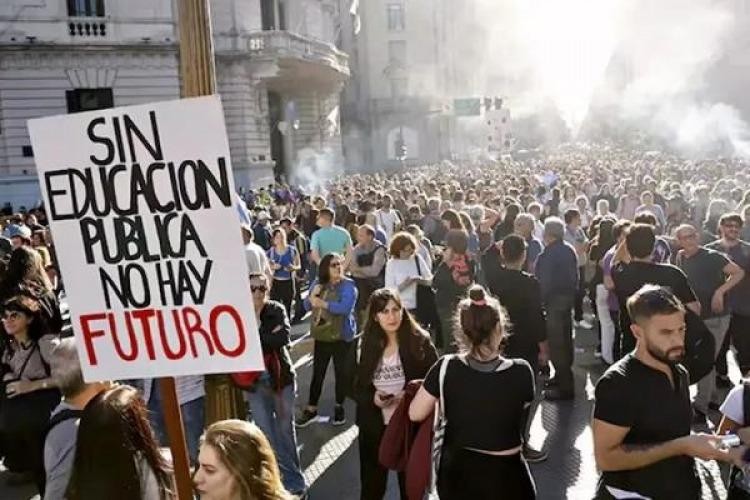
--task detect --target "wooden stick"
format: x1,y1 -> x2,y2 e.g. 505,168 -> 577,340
158,377 -> 193,499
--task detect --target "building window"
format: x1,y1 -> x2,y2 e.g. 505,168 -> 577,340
390,78 -> 408,98
68,0 -> 105,17
261,0 -> 287,31
22,146 -> 33,158
388,40 -> 406,65
66,88 -> 114,114
387,4 -> 405,31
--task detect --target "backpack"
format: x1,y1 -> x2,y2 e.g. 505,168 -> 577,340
230,352 -> 281,391
310,284 -> 344,343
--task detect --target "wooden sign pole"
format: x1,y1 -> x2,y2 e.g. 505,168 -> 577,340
176,0 -> 246,427
159,377 -> 194,499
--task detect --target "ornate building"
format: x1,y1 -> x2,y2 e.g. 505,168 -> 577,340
0,0 -> 348,208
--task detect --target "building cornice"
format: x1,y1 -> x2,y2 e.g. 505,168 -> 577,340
0,44 -> 178,69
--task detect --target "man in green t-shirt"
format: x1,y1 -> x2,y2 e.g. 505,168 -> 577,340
310,208 -> 353,270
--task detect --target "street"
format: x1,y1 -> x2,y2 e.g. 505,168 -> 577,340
0,318 -> 732,499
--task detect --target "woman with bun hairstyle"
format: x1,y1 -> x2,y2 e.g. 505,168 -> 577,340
409,285 -> 537,499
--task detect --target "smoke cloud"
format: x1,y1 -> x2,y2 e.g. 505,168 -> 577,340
442,0 -> 749,157
288,146 -> 343,195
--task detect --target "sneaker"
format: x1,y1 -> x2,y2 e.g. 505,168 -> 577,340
295,409 -> 318,428
333,404 -> 346,426
575,319 -> 593,330
523,445 -> 549,463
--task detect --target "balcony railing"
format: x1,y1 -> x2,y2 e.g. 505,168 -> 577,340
68,17 -> 107,38
245,30 -> 349,77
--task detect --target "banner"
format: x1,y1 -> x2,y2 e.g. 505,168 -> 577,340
28,96 -> 263,381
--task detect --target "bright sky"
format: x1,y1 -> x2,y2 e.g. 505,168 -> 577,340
516,0 -> 622,133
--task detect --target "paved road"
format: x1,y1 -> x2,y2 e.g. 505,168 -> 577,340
0,318 -> 735,499
293,319 -> 733,500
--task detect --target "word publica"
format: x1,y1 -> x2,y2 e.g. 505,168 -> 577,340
80,212 -> 207,265
79,304 -> 248,366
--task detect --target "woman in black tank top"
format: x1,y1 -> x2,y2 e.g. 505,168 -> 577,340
409,285 -> 537,499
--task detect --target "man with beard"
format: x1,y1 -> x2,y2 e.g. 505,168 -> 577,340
708,214 -> 750,383
675,223 -> 744,426
592,285 -> 735,499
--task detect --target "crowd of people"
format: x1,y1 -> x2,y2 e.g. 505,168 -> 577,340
0,143 -> 750,498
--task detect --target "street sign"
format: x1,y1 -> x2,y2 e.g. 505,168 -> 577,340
453,98 -> 481,117
28,95 -> 264,382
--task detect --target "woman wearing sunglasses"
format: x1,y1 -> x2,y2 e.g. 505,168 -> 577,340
296,253 -> 358,428
243,274 -> 306,497
0,294 -> 60,491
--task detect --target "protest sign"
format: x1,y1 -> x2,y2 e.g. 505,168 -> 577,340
28,96 -> 263,382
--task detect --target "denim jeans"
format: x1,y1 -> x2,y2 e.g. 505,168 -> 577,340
246,379 -> 306,494
147,384 -> 205,464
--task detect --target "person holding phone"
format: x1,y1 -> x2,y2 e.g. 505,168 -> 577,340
355,288 -> 438,500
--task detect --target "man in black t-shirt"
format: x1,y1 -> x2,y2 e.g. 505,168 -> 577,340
612,224 -> 700,355
593,285 -> 735,499
489,235 -> 550,462
488,235 -> 549,373
675,223 -> 744,425
707,214 -> 750,376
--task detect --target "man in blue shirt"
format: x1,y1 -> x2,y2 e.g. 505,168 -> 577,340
536,216 -> 579,400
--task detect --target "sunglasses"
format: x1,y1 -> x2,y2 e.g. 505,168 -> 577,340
329,262 -> 342,268
250,286 -> 268,293
1,311 -> 22,321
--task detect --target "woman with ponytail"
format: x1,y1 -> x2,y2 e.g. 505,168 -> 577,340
408,285 -> 537,499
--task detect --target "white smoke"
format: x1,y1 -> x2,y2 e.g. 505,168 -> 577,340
288,147 -> 343,195
444,0 -> 750,156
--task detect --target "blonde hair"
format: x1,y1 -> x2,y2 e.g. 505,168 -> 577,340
200,420 -> 290,500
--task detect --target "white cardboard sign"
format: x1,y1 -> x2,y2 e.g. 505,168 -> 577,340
28,96 -> 263,382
